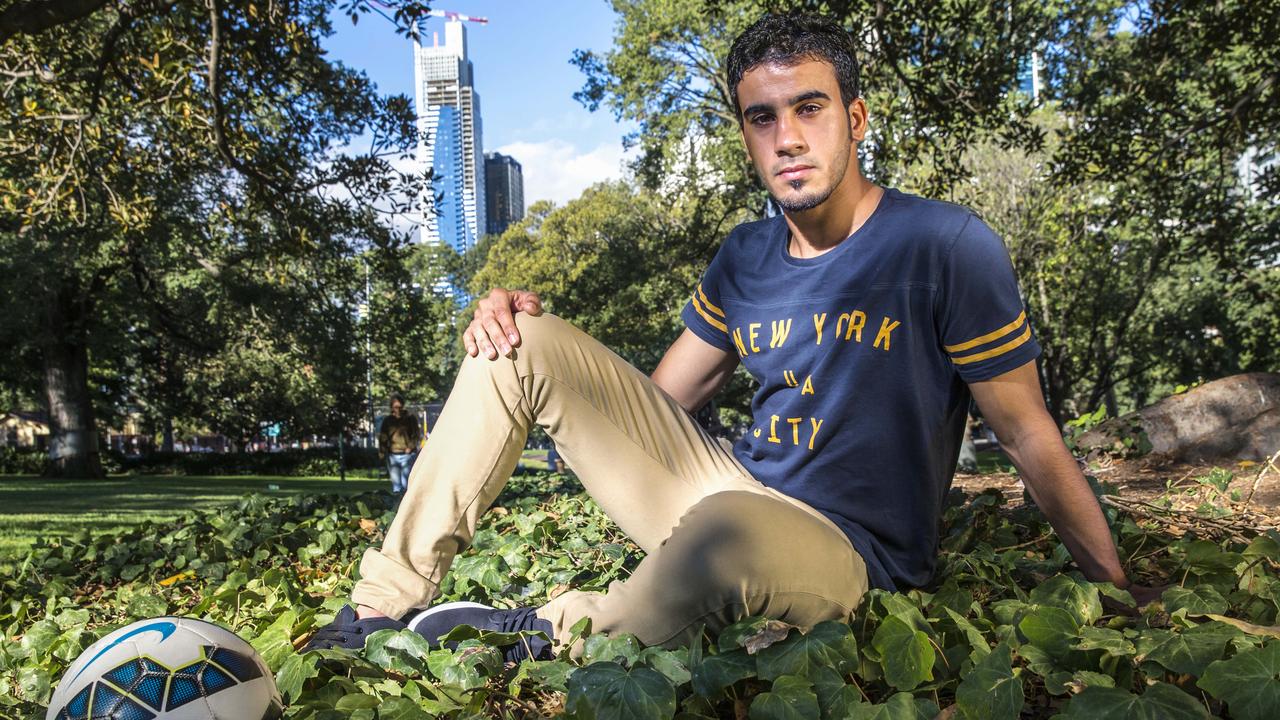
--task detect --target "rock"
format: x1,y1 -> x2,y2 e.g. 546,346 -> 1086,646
1075,372 -> 1280,463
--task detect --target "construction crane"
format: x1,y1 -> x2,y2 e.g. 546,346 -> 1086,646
425,9 -> 488,24
363,2 -> 489,28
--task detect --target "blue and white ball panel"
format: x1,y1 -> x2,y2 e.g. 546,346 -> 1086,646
47,617 -> 281,720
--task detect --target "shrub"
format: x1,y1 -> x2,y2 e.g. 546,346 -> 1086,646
0,447 -> 46,474
110,446 -> 383,476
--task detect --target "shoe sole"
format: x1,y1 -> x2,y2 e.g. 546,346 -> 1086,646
406,601 -> 494,634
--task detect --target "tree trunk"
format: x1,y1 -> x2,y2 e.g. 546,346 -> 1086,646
162,416 -> 175,453
41,284 -> 103,478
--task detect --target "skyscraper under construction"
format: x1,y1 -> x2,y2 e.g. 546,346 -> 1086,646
414,18 -> 485,256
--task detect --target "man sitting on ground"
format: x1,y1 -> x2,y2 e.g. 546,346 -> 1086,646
308,13 -> 1158,657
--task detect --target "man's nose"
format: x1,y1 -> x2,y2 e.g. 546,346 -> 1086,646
775,113 -> 807,156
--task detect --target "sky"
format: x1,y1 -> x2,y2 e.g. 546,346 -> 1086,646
322,1 -> 636,207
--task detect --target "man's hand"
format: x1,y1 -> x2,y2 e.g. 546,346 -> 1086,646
1127,582 -> 1167,607
1105,582 -> 1167,617
463,288 -> 543,359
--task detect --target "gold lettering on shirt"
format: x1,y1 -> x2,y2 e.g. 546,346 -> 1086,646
808,418 -> 824,450
874,316 -> 902,351
769,318 -> 793,349
783,370 -> 799,387
837,310 -> 866,342
801,375 -> 815,395
767,414 -> 781,444
731,327 -> 748,357
787,417 -> 803,445
748,322 -> 762,353
813,313 -> 827,345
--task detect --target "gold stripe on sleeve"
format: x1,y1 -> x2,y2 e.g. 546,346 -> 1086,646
697,284 -> 725,318
951,324 -> 1032,365
943,311 -> 1027,353
691,293 -> 728,333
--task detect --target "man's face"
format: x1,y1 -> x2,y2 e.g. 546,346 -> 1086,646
391,401 -> 403,417
736,58 -> 864,213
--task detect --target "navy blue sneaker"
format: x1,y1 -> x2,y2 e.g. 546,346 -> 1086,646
407,602 -> 554,661
304,605 -> 408,650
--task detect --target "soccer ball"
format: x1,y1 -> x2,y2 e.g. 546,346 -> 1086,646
47,616 -> 283,720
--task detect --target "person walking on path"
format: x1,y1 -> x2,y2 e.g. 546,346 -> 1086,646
377,394 -> 421,495
308,13 -> 1162,658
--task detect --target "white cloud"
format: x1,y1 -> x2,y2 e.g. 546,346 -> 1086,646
493,139 -> 631,207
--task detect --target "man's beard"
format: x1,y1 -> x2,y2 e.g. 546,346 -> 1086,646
767,136 -> 851,213
773,180 -> 838,212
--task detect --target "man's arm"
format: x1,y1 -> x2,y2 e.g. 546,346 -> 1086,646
969,360 -> 1160,603
651,329 -> 740,414
377,418 -> 389,460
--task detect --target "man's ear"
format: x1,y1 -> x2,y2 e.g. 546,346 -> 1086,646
848,97 -> 869,142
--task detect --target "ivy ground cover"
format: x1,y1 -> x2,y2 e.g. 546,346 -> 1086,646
2,472 -> 1278,718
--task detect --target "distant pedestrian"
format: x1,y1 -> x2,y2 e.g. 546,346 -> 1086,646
378,394 -> 421,494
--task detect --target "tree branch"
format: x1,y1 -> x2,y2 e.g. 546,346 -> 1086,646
0,0 -> 112,43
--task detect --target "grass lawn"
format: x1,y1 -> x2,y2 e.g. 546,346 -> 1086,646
0,474 -> 384,564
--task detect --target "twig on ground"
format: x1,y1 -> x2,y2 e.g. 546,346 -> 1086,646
1099,495 -> 1273,545
1243,449 -> 1280,508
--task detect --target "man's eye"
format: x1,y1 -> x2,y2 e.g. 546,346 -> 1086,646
750,114 -> 774,126
798,104 -> 821,115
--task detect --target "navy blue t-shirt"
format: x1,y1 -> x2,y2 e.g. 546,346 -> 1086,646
681,188 -> 1040,592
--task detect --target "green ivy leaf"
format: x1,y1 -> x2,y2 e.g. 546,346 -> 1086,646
125,592 -> 168,618
806,665 -> 851,714
756,621 -> 858,680
635,646 -> 691,687
871,615 -> 935,691
17,665 -> 50,704
565,661 -> 677,720
956,642 -> 1022,720
250,609 -> 297,672
941,607 -> 990,662
336,694 -> 381,710
1018,606 -> 1079,659
1197,643 -> 1280,720
1058,682 -> 1208,719
691,649 -> 756,697
1137,621 -> 1241,675
377,696 -> 433,719
1164,586 -> 1229,616
1029,575 -> 1102,625
1184,540 -> 1242,576
363,628 -> 434,676
1072,626 -> 1135,657
748,675 -> 819,720
425,640 -> 501,690
582,632 -> 643,667
844,692 -> 940,719
276,652 -> 320,701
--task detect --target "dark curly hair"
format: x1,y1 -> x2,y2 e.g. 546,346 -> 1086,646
726,13 -> 861,121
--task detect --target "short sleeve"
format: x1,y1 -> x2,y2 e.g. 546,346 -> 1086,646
681,248 -> 734,351
937,214 -> 1041,382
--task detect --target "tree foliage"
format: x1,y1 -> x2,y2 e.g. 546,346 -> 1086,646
0,0 -> 430,470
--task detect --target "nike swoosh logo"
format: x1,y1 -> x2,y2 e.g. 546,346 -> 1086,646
70,620 -> 177,683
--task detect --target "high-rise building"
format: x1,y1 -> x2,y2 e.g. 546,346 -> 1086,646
1016,51 -> 1043,101
414,20 -> 485,256
484,152 -> 524,235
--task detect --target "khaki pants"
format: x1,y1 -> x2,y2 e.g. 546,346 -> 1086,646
351,313 -> 868,649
